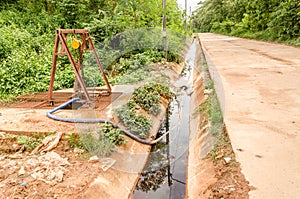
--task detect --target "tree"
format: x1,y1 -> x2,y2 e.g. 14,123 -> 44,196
191,0 -> 300,42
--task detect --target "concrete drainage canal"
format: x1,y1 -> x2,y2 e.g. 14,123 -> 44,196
0,30 -> 252,198
132,41 -> 196,198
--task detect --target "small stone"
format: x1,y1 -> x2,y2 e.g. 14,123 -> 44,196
224,157 -> 231,164
88,155 -> 99,163
18,167 -> 26,176
204,89 -> 213,95
74,148 -> 84,154
19,145 -> 26,153
19,181 -> 27,187
12,144 -> 21,151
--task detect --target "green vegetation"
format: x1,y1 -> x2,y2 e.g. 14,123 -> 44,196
191,0 -> 300,45
195,80 -> 223,136
65,123 -> 127,157
80,132 -> 115,157
102,123 -> 127,145
209,129 -> 229,161
17,134 -> 45,150
115,82 -> 174,138
115,106 -> 152,138
0,0 -> 185,101
65,132 -> 84,149
133,82 -> 174,114
109,48 -> 183,85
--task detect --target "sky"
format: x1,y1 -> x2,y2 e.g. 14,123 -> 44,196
176,0 -> 201,15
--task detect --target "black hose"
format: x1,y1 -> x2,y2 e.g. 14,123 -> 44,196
46,98 -> 174,145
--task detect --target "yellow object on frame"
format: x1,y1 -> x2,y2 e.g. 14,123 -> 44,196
71,36 -> 82,49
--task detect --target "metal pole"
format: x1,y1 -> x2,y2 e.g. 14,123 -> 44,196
58,34 -> 91,103
185,0 -> 187,33
48,32 -> 59,101
162,0 -> 167,59
166,106 -> 172,187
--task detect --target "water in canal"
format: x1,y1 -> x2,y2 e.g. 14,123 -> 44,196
132,41 -> 196,199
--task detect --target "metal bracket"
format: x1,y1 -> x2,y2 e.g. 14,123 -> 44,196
48,29 -> 111,104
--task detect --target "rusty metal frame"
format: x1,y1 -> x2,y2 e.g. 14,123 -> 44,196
48,29 -> 111,103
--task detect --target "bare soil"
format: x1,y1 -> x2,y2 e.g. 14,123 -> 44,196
187,37 -> 251,199
0,132 -> 103,198
0,125 -> 251,198
198,33 -> 300,198
187,116 -> 251,199
205,127 -> 252,198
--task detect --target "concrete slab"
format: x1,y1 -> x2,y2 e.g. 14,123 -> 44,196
0,85 -> 135,134
198,33 -> 300,198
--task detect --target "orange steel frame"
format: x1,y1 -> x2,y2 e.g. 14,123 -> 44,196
48,29 -> 111,103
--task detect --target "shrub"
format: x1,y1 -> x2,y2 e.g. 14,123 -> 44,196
115,106 -> 151,139
132,82 -> 174,114
101,123 -> 126,146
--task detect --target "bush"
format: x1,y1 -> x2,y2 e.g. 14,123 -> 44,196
133,82 -> 174,114
115,106 -> 152,139
80,132 -> 115,157
101,123 -> 126,146
0,10 -> 76,101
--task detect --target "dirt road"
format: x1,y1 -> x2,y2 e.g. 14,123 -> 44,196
198,33 -> 300,198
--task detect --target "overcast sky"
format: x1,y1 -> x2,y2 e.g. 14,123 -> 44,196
176,0 -> 201,15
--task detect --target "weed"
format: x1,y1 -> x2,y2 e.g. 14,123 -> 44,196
101,123 -> 127,146
127,99 -> 137,110
17,135 -> 44,150
4,134 -> 17,141
209,129 -> 231,162
133,87 -> 160,112
65,132 -> 84,149
115,106 -> 152,139
143,82 -> 174,100
114,82 -> 174,138
203,63 -> 208,71
132,82 -> 174,114
205,80 -> 214,90
80,132 -> 115,158
149,104 -> 161,116
66,123 -> 127,157
195,86 -> 223,137
115,67 -> 151,85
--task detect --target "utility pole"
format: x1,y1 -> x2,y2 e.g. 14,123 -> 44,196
184,0 -> 187,33
162,0 -> 167,59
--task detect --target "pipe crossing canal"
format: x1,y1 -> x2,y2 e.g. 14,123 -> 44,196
0,40 -> 205,199
132,41 -> 196,199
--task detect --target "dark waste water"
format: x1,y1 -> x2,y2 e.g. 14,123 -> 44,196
132,41 -> 196,199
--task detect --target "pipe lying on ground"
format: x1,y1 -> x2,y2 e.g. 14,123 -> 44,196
46,98 -> 176,145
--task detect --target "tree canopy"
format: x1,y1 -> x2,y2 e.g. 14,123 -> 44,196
0,0 -> 185,101
191,0 -> 300,44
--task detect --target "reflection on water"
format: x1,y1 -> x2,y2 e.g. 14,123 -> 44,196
133,41 -> 196,199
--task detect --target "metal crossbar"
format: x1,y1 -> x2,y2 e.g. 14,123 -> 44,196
48,29 -> 111,104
